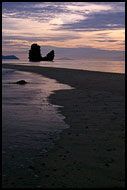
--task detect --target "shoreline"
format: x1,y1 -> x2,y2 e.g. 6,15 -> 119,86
2,64 -> 125,93
2,64 -> 125,188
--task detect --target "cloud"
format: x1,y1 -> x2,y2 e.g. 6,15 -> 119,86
2,34 -> 81,44
2,2 -> 125,59
95,40 -> 118,42
2,2 -> 125,26
56,11 -> 125,31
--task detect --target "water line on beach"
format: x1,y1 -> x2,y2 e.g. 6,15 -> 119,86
2,68 -> 73,187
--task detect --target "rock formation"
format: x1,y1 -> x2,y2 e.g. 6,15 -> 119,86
29,43 -> 55,62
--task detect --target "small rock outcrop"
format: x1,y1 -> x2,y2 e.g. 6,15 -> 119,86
28,43 -> 55,62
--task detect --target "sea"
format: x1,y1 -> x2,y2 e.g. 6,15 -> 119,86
2,59 -> 125,186
2,58 -> 125,73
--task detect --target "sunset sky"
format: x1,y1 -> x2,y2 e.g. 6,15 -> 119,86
2,2 -> 125,60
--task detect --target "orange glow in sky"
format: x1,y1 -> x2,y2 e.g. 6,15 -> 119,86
2,2 -> 125,59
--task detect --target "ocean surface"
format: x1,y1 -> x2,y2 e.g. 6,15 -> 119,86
2,58 -> 125,73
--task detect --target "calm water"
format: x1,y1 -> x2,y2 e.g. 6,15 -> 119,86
2,58 -> 125,73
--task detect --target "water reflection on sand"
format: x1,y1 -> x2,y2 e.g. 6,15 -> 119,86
2,68 -> 72,184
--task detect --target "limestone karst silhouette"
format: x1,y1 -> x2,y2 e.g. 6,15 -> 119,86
29,43 -> 55,62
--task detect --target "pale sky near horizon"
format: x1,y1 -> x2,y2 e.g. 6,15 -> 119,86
2,2 -> 125,60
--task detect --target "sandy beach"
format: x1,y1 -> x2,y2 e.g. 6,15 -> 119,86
2,64 -> 125,188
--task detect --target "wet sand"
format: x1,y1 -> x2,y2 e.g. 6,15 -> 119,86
2,64 -> 125,188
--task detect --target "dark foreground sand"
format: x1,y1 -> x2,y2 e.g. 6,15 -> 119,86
2,64 -> 125,188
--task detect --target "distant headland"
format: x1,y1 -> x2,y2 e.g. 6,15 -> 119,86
2,55 -> 19,60
55,57 -> 73,60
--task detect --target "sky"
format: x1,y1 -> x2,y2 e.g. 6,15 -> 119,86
2,2 -> 125,60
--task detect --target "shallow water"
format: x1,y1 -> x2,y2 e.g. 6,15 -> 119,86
2,68 -> 72,185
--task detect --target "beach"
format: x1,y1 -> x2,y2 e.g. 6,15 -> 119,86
2,64 -> 125,188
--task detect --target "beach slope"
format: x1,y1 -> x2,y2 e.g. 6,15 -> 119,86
2,64 -> 125,188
